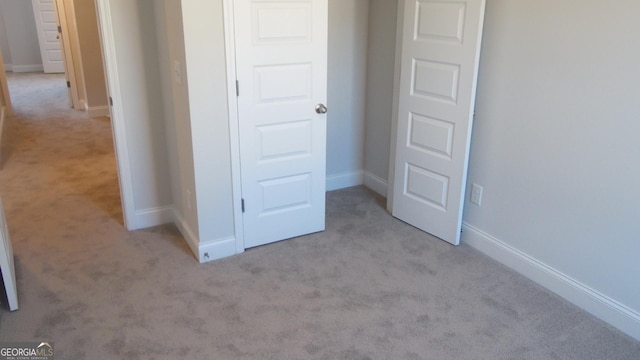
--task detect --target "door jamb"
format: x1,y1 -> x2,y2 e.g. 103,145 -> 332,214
0,50 -> 13,117
222,0 -> 245,253
94,0 -> 136,229
47,0 -> 81,108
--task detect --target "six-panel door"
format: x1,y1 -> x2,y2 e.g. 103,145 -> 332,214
392,0 -> 486,245
234,0 -> 328,249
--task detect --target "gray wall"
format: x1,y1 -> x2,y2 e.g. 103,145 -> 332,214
154,0 -> 199,241
464,0 -> 640,331
363,0 -> 640,338
181,0 -> 236,248
107,0 -> 172,226
0,0 -> 42,71
363,0 -> 397,193
73,0 -> 108,110
327,0 -> 369,188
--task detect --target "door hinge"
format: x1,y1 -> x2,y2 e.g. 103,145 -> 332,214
236,80 -> 240,97
109,96 -> 113,106
57,25 -> 62,33
241,198 -> 245,213
66,81 -> 71,88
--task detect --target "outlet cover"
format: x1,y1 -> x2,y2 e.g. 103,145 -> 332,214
471,183 -> 483,206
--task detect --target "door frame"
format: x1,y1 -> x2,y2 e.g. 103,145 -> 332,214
0,50 -> 13,117
94,0 -> 136,229
51,0 -> 82,109
222,0 -> 246,253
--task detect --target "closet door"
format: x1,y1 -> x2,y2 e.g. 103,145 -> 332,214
391,0 -> 486,245
234,0 -> 329,249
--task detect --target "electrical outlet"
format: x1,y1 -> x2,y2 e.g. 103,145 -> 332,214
470,183 -> 483,206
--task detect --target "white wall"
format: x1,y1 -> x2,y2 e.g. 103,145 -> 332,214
154,0 -> 200,254
462,0 -> 640,339
73,0 -> 108,112
326,0 -> 369,190
104,0 -> 173,228
181,0 -> 237,261
0,0 -> 42,72
363,0 -> 398,196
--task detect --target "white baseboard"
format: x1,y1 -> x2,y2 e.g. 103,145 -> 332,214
326,170 -> 364,191
364,171 -> 388,197
173,209 -> 200,261
462,222 -> 640,341
173,209 -> 241,263
3,64 -> 12,72
87,105 -> 110,118
11,64 -> 44,73
129,206 -> 173,230
198,237 -> 238,263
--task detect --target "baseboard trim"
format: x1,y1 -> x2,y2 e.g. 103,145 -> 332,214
3,64 -> 12,72
173,209 -> 200,261
130,206 -> 173,230
363,171 -> 388,197
87,105 -> 110,118
11,64 -> 44,73
462,222 -> 640,341
198,237 -> 238,264
326,170 -> 364,191
173,209 -> 241,263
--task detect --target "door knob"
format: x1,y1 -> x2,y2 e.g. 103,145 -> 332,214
315,104 -> 328,114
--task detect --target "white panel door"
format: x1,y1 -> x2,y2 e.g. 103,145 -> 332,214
32,0 -> 65,73
392,0 -> 486,245
234,0 -> 328,249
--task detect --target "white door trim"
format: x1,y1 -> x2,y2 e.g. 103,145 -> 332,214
51,0 -> 82,109
94,0 -> 135,230
0,50 -> 12,117
222,0 -> 245,254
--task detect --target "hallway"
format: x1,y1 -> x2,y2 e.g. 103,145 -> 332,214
1,72 -> 122,222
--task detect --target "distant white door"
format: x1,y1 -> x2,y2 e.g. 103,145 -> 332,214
391,0 -> 486,245
32,0 -> 65,73
234,0 -> 328,249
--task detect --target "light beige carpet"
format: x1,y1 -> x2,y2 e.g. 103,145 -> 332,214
0,72 -> 639,359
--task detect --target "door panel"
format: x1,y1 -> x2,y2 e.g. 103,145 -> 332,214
235,0 -> 328,249
392,0 -> 486,245
32,0 -> 65,73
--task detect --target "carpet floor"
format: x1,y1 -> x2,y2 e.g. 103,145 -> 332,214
0,73 -> 638,359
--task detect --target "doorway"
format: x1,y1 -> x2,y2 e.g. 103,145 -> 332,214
2,72 -> 123,224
